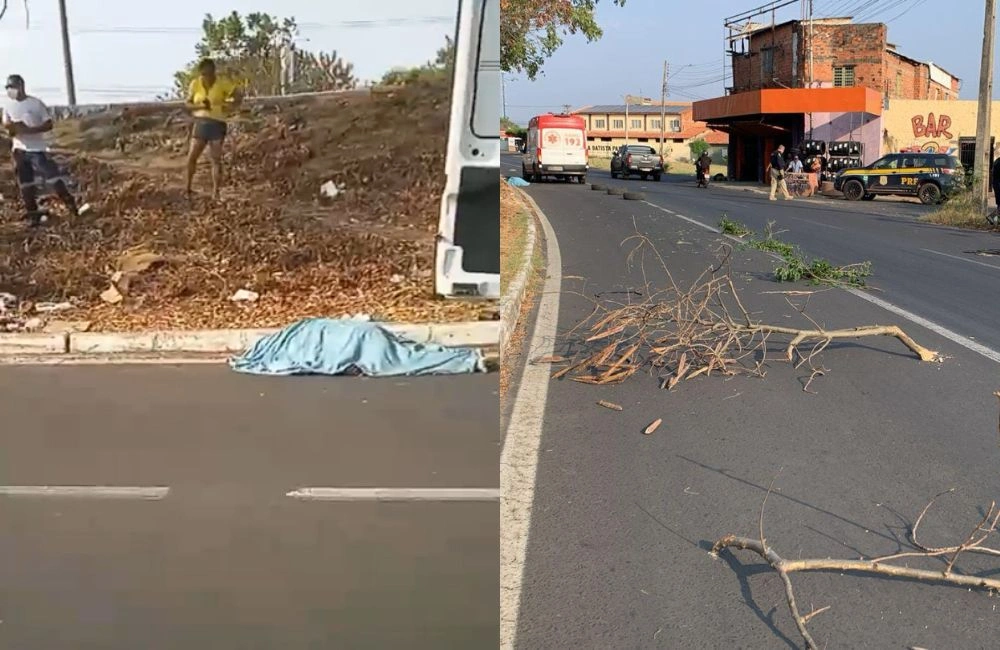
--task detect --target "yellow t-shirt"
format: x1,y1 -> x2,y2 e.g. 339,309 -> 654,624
188,76 -> 238,121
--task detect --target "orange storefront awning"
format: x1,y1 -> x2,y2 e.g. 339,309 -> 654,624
693,87 -> 882,122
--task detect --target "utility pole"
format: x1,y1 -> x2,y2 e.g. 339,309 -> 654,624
624,94 -> 630,144
501,73 -> 507,118
974,0 -> 996,214
659,61 -> 668,156
808,0 -> 814,87
57,0 -> 77,106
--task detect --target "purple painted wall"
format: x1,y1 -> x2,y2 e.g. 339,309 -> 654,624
806,111 -> 883,163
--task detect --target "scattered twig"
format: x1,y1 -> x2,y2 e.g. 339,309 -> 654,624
643,418 -> 662,435
551,231 -> 938,394
597,400 -> 623,411
712,485 -> 1000,649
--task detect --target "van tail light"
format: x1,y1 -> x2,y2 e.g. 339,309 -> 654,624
940,167 -> 955,174
536,147 -> 542,164
626,154 -> 633,166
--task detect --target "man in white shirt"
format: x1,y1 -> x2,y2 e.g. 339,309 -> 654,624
2,74 -> 83,225
788,153 -> 804,174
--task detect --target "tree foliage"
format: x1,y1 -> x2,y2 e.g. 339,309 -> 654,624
500,0 -> 625,80
689,138 -> 710,159
379,36 -> 455,86
172,12 -> 357,98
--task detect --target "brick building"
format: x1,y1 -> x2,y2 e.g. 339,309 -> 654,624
730,17 -> 960,100
694,15 -> 961,182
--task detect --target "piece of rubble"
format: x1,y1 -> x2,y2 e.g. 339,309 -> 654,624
42,320 -> 92,334
100,285 -> 123,304
597,400 -> 623,411
644,418 -> 662,435
229,289 -> 260,303
35,301 -> 74,314
320,180 -> 344,199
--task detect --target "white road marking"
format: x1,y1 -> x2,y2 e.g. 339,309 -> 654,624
0,486 -> 170,499
0,355 -> 227,366
644,201 -> 719,233
920,248 -> 1000,271
844,288 -> 1000,364
286,488 -> 499,502
500,189 -> 562,650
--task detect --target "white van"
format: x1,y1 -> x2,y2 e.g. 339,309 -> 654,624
434,0 -> 500,300
521,113 -> 588,183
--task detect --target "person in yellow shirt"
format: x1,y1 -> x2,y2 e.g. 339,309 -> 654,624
184,58 -> 242,200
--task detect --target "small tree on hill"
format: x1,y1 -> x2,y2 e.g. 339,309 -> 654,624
379,36 -> 455,86
171,12 -> 357,97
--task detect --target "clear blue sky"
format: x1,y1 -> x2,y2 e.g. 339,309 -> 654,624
505,0 -> 995,125
0,0 -> 459,105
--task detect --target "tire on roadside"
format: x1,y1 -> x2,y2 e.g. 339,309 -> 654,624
622,191 -> 646,201
607,187 -> 624,195
591,183 -> 607,191
842,179 -> 865,201
918,182 -> 942,205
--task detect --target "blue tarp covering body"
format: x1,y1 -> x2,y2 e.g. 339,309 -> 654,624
507,176 -> 530,187
229,318 -> 485,377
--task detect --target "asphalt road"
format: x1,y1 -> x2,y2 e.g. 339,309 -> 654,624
506,159 -> 1000,648
0,365 -> 499,649
504,154 -> 1000,352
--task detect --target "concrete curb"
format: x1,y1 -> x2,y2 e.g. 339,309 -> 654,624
500,187 -> 539,358
0,321 -> 499,356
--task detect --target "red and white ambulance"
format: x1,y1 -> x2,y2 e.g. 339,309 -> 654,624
521,113 -> 588,183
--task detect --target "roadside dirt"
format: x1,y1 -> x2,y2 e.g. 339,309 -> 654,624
0,79 -> 496,330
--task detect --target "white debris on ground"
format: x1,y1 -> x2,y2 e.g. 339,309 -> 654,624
0,292 -> 89,332
320,180 -> 345,200
229,289 -> 260,303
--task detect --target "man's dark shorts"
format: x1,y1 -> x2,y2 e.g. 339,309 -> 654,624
193,117 -> 227,142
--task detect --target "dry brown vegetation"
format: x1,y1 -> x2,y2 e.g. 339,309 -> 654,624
0,79 -> 495,330
543,233 -> 937,394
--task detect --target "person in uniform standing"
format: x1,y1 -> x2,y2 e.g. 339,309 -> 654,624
768,144 -> 793,201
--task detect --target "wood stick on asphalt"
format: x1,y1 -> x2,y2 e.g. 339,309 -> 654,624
553,233 -> 940,393
711,486 -> 1000,649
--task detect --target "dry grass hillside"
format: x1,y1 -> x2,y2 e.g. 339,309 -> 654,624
0,78 -> 495,331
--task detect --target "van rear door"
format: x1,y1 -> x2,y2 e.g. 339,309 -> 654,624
435,0 -> 500,299
540,127 -> 586,167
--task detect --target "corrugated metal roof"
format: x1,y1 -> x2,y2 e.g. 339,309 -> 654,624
575,104 -> 691,115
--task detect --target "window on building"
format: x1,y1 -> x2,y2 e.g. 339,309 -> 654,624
761,47 -> 774,76
630,119 -> 642,129
594,118 -> 606,129
895,70 -> 902,96
650,119 -> 662,129
638,138 -> 649,143
833,65 -> 855,87
670,119 -> 681,132
613,119 -> 624,129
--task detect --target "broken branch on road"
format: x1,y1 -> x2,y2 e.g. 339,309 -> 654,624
553,232 -> 939,392
711,486 -> 1000,650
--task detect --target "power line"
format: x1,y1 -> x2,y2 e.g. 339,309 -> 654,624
65,16 -> 455,35
885,0 -> 928,22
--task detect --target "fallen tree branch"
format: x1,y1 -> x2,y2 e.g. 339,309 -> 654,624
553,232 -> 940,392
711,485 -> 1000,649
